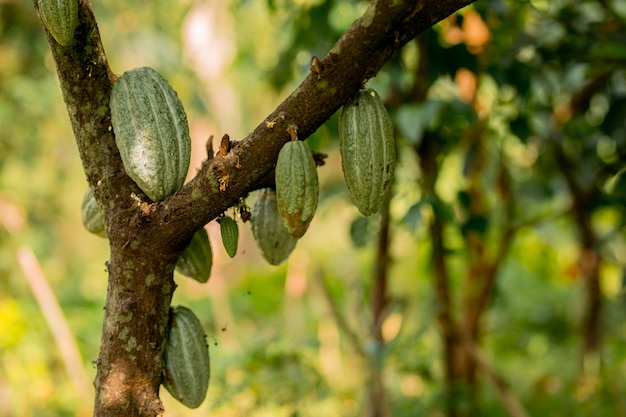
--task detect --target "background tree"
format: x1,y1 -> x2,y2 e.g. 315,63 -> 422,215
1,0 -> 625,417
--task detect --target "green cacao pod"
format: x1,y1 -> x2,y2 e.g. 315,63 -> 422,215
251,189 -> 297,265
175,228 -> 213,283
162,305 -> 210,409
275,140 -> 319,238
37,0 -> 78,46
110,67 -> 191,201
80,187 -> 107,238
218,216 -> 238,258
339,88 -> 396,216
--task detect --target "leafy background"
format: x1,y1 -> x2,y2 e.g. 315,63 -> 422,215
1,0 -> 625,416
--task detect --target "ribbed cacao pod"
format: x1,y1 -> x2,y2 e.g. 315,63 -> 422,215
218,216 -> 238,258
339,88 -> 396,216
251,189 -> 297,265
37,0 -> 78,46
275,140 -> 319,238
110,67 -> 191,201
80,187 -> 106,238
175,228 -> 213,283
162,305 -> 210,409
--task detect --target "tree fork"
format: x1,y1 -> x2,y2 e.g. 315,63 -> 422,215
35,0 -> 476,415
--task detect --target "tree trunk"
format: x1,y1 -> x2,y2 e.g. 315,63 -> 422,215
553,141 -> 603,376
367,190 -> 393,417
417,133 -> 461,416
93,247 -> 177,416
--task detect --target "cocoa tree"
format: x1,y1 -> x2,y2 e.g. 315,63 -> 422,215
33,0 -> 476,415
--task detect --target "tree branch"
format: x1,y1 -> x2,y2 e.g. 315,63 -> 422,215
153,0 -> 477,245
39,0 -> 476,249
457,326 -> 531,417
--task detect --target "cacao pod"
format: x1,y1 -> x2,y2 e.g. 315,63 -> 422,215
339,88 -> 396,216
251,189 -> 297,265
218,216 -> 238,258
37,0 -> 78,46
80,187 -> 107,238
275,140 -> 319,238
176,228 -> 213,283
162,305 -> 210,409
110,67 -> 191,201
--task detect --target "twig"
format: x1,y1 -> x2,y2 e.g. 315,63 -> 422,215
314,269 -> 365,357
16,246 -> 91,399
458,328 -> 531,417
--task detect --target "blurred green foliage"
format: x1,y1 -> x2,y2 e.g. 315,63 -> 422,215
1,0 -> 625,416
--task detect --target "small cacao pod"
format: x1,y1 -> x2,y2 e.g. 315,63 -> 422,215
110,67 -> 191,201
218,216 -> 238,258
37,0 -> 78,46
251,189 -> 297,265
80,187 -> 106,238
176,228 -> 213,283
275,140 -> 319,238
162,305 -> 210,409
339,88 -> 396,216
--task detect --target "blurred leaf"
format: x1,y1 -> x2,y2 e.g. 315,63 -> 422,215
395,101 -> 444,145
461,215 -> 489,237
402,201 -> 424,230
350,215 -> 378,248
601,96 -> 626,136
430,198 -> 455,224
589,42 -> 626,62
605,168 -> 626,202
457,190 -> 471,212
268,0 -> 337,89
509,113 -> 532,142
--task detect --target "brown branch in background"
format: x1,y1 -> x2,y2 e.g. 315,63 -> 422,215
416,132 -> 459,417
367,185 -> 394,417
315,269 -> 365,358
372,192 -> 393,343
461,122 -> 516,366
16,247 -> 92,405
552,138 -> 602,375
469,154 -> 518,334
429,204 -> 460,417
456,326 -> 531,417
461,121 -> 490,356
553,71 -> 612,125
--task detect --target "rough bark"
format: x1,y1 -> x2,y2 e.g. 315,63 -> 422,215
34,0 -> 476,415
